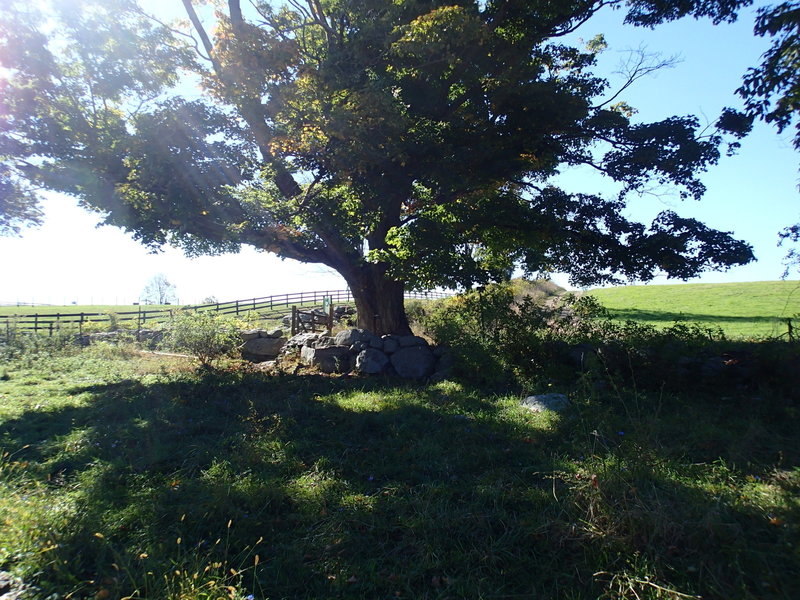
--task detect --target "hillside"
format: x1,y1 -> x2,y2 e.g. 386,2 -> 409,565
588,280 -> 800,338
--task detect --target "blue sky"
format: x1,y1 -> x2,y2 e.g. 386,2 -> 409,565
0,1 -> 797,305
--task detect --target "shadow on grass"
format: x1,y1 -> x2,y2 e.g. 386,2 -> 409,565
607,307 -> 788,326
1,370 -> 799,599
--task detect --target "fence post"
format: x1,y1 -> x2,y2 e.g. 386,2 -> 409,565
291,305 -> 298,336
235,299 -> 240,316
34,314 -> 39,334
79,313 -> 84,334
328,303 -> 334,336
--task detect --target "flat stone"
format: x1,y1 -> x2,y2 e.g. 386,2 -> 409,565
240,329 -> 261,341
284,332 -> 322,349
312,335 -> 337,348
241,337 -> 286,362
300,345 -> 352,373
334,328 -> 381,348
520,393 -> 570,413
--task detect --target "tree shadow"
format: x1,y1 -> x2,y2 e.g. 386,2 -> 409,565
1,370 -> 798,599
607,307 -> 786,326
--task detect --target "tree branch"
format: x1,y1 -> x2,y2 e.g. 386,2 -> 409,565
593,45 -> 680,109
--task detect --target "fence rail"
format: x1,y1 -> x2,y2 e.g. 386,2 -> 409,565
0,289 -> 453,336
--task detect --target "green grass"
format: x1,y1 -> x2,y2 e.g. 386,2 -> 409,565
0,345 -> 798,599
588,280 -> 800,338
0,304 -> 180,316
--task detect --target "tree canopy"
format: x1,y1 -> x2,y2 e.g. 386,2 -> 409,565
0,0 -> 772,333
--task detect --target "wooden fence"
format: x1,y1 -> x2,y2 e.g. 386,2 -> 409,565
0,289 -> 452,336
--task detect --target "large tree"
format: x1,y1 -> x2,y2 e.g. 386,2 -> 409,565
0,0 -> 761,334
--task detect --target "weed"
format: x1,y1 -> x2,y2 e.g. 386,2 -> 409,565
161,311 -> 244,368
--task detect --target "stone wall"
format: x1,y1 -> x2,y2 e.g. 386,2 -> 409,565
241,327 -> 453,381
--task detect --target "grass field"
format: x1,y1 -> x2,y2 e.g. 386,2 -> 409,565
0,304 -> 179,316
0,344 -> 798,599
588,280 -> 800,339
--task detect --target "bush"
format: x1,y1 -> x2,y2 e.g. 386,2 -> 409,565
162,310 -> 243,367
0,322 -> 80,363
416,283 -> 790,393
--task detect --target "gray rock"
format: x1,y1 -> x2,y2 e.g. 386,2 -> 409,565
397,335 -> 428,348
520,393 -> 570,413
264,328 -> 284,339
334,328 -> 380,348
284,332 -> 322,349
240,329 -> 262,341
355,348 -> 390,374
391,346 -> 436,379
136,329 -> 163,343
312,335 -> 337,349
300,345 -> 352,373
0,570 -> 29,600
241,337 -> 286,362
381,335 -> 400,354
428,367 -> 453,384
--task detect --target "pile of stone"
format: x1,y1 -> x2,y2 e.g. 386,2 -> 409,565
74,329 -> 163,347
240,327 -> 453,381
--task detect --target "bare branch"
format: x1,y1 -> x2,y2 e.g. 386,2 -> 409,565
129,4 -> 212,62
593,45 -> 681,109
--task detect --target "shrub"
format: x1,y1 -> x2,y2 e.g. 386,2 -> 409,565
162,310 -> 243,367
416,283 -> 776,393
0,321 -> 79,363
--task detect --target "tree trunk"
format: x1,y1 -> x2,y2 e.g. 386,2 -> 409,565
342,264 -> 412,336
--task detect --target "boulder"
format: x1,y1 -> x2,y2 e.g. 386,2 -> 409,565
381,335 -> 400,354
241,337 -> 286,362
520,393 -> 570,413
397,335 -> 428,348
312,335 -> 337,349
300,345 -> 352,373
391,346 -> 437,379
334,328 -> 381,348
429,351 -> 455,383
284,332 -> 322,350
355,348 -> 389,374
240,329 -> 262,341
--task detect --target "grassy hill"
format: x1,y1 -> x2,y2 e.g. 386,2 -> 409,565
588,280 -> 800,339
